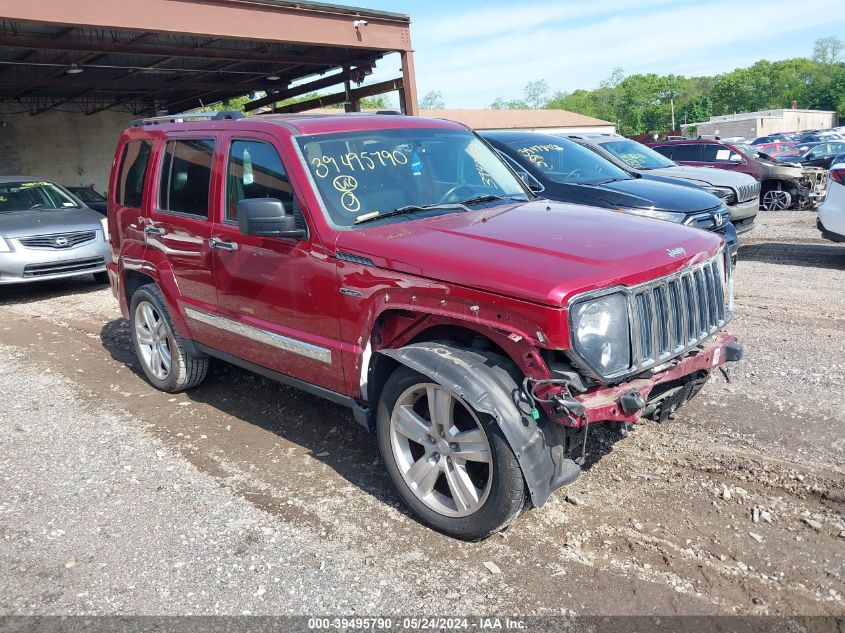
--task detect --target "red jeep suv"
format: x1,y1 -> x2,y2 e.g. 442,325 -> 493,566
107,111 -> 742,539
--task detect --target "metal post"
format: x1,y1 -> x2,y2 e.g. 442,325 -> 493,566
399,50 -> 418,115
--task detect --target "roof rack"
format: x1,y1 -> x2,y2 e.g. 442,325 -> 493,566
130,110 -> 245,127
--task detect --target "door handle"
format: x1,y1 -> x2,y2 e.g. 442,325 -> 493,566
144,225 -> 165,236
209,237 -> 239,251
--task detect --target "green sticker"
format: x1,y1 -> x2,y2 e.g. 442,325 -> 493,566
531,407 -> 540,421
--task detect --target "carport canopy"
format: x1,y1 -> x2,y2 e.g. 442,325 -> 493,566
0,0 -> 418,116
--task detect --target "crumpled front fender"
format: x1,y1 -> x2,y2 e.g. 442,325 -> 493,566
378,342 -> 579,507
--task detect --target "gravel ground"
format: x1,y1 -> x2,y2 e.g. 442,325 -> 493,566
0,210 -> 843,616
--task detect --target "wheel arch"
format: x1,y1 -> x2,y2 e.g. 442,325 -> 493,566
377,341 -> 579,508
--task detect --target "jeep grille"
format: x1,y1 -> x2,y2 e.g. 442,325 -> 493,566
632,250 -> 733,371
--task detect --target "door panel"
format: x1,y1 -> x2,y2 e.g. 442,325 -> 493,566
146,138 -> 218,310
208,135 -> 345,393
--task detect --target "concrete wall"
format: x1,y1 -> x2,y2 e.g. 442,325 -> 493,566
0,110 -> 132,193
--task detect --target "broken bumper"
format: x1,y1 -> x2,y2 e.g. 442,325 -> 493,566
572,332 -> 741,425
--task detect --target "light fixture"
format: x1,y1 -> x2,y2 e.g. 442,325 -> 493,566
66,63 -> 84,75
267,74 -> 281,81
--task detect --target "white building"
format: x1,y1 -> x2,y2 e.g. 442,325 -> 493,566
685,108 -> 837,139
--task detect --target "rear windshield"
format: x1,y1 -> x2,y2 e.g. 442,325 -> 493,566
70,187 -> 106,203
0,181 -> 81,213
598,139 -> 677,170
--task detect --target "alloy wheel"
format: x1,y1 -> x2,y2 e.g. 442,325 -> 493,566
389,383 -> 492,517
134,301 -> 172,381
761,189 -> 792,211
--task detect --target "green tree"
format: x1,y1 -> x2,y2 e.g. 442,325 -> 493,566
813,36 -> 843,64
419,90 -> 445,109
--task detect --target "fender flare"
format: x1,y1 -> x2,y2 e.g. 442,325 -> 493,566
378,342 -> 579,507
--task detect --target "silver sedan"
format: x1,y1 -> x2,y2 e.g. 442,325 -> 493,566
0,177 -> 111,285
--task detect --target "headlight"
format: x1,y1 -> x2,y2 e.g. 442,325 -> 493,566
619,207 -> 685,223
100,216 -> 109,238
0,236 -> 10,253
705,186 -> 737,205
570,293 -> 631,376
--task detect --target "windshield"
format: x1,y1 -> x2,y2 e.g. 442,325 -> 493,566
504,137 -> 632,185
598,139 -> 676,169
69,187 -> 106,203
0,181 -> 81,213
297,127 -> 529,228
735,144 -> 761,158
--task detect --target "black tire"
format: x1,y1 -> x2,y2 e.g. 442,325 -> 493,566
376,364 -> 526,540
92,271 -> 109,284
128,284 -> 208,392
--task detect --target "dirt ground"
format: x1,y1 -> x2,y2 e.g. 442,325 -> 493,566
1,210 -> 843,616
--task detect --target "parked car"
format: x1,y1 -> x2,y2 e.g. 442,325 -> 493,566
753,141 -> 796,157
751,135 -> 791,145
774,141 -> 845,170
817,155 -> 845,243
563,133 -> 758,235
107,111 -> 742,539
480,131 -> 736,254
66,185 -> 107,214
648,139 -> 828,211
0,176 -> 110,284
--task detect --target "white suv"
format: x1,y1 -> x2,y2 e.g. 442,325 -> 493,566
817,156 -> 845,242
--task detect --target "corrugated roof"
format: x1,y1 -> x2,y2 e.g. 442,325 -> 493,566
304,108 -> 613,129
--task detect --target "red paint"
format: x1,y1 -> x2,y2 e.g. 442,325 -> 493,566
108,114 -> 734,416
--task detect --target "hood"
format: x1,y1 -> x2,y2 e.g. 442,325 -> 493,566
570,177 -> 722,215
335,200 -> 722,307
0,207 -> 104,239
640,165 -> 757,189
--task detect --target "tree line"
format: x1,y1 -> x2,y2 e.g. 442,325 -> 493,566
490,36 -> 845,136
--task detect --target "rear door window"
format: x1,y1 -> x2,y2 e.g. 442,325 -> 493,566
652,145 -> 674,159
116,140 -> 153,208
671,144 -> 703,162
159,139 -> 215,218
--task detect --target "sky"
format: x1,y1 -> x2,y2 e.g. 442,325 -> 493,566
330,0 -> 845,109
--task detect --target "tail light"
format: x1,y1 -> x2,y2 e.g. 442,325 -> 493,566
831,169 -> 845,184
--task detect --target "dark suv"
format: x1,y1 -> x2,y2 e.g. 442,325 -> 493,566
481,131 -> 736,252
107,111 -> 742,539
648,139 -> 828,211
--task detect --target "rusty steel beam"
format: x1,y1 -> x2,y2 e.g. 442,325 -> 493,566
243,68 -> 358,111
0,0 -> 412,52
275,77 -> 403,113
0,35 -> 379,66
0,74 -> 283,94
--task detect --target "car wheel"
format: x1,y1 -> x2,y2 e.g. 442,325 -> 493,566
376,365 -> 526,540
92,271 -> 109,284
129,284 -> 208,393
761,189 -> 792,211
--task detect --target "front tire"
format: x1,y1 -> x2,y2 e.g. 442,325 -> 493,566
129,284 -> 208,392
376,365 -> 526,540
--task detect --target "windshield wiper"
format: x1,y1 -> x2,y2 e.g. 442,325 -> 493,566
354,202 -> 469,225
455,194 -> 528,206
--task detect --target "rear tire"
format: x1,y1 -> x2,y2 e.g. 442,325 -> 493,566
376,365 -> 526,540
129,284 -> 208,392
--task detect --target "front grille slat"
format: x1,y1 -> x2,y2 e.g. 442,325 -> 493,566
620,251 -> 731,377
19,231 -> 96,250
23,257 -> 104,277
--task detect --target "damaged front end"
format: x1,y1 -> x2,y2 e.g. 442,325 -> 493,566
798,168 -> 829,209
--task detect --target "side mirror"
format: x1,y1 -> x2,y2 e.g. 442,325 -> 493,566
237,198 -> 306,240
